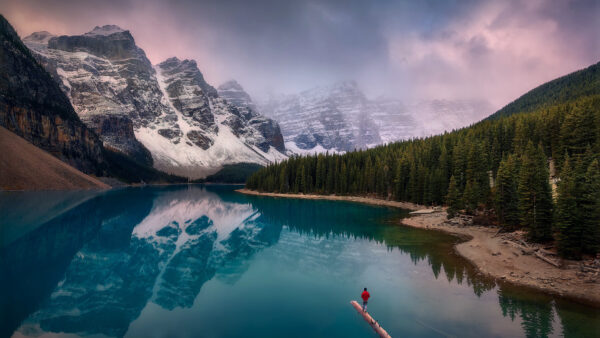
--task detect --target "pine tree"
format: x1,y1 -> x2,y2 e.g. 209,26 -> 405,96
279,165 -> 289,193
518,142 -> 553,242
495,155 -> 520,229
340,161 -> 348,195
555,156 -> 581,258
446,175 -> 461,219
463,180 -> 479,214
581,159 -> 600,255
315,154 -> 325,192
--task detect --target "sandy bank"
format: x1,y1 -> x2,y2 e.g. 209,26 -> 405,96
0,127 -> 110,191
403,213 -> 599,307
237,189 -> 600,307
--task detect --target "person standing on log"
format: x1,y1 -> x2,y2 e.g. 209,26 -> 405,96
361,287 -> 370,312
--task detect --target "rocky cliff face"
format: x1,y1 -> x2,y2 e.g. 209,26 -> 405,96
25,27 -> 286,178
0,16 -> 105,174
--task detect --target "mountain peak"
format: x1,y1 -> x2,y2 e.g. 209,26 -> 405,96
164,56 -> 181,63
84,25 -> 127,37
160,57 -> 200,69
157,57 -> 216,97
218,80 -> 244,92
217,80 -> 258,113
23,31 -> 56,44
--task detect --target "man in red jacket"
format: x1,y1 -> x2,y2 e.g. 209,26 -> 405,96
361,287 -> 370,312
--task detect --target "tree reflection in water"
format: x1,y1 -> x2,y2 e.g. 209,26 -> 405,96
1,185 -> 598,338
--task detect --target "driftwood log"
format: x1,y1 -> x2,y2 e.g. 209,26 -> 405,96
534,251 -> 561,268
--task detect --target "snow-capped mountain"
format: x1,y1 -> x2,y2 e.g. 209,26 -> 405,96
260,82 -> 493,153
259,81 -> 382,153
24,25 -> 286,178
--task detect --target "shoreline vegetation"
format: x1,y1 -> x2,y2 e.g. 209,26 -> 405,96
237,189 -> 600,307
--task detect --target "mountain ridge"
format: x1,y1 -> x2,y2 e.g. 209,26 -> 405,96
488,61 -> 600,120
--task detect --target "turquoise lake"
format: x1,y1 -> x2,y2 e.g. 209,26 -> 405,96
1,185 -> 598,337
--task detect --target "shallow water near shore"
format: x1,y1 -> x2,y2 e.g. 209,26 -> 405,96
1,185 -> 598,338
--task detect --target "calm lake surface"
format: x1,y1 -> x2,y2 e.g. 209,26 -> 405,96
1,185 -> 598,338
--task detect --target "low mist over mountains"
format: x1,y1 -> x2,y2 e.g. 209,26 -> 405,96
258,81 -> 493,153
24,25 -> 286,179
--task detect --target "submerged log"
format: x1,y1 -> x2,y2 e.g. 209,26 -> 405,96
350,300 -> 392,338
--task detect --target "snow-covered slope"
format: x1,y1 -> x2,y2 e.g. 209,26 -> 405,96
136,57 -> 286,178
24,26 -> 286,178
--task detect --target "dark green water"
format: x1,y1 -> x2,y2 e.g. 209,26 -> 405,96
1,185 -> 598,338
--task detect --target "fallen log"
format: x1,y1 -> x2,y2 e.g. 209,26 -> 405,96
536,248 -> 557,256
350,300 -> 391,338
505,240 -> 534,255
518,239 -> 529,248
535,251 -> 560,268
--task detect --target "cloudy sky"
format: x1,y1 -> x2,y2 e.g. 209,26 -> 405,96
2,0 -> 598,109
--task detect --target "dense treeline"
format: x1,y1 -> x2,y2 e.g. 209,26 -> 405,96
247,90 -> 600,259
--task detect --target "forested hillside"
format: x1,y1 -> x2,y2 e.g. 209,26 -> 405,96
247,63 -> 600,259
488,62 -> 600,120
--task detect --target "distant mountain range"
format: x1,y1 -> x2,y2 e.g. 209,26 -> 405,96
258,81 -> 493,153
0,13 -> 503,186
24,25 -> 286,179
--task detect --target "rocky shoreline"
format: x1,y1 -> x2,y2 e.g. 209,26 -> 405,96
237,189 -> 600,307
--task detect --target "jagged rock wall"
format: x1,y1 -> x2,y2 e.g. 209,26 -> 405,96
0,15 -> 105,174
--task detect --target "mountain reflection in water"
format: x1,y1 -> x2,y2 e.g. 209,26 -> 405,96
1,185 -> 598,338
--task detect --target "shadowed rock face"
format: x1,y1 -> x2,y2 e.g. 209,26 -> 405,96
0,15 -> 106,174
186,130 -> 213,150
90,115 -> 152,164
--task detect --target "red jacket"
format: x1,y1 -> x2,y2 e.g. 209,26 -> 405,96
361,290 -> 370,302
